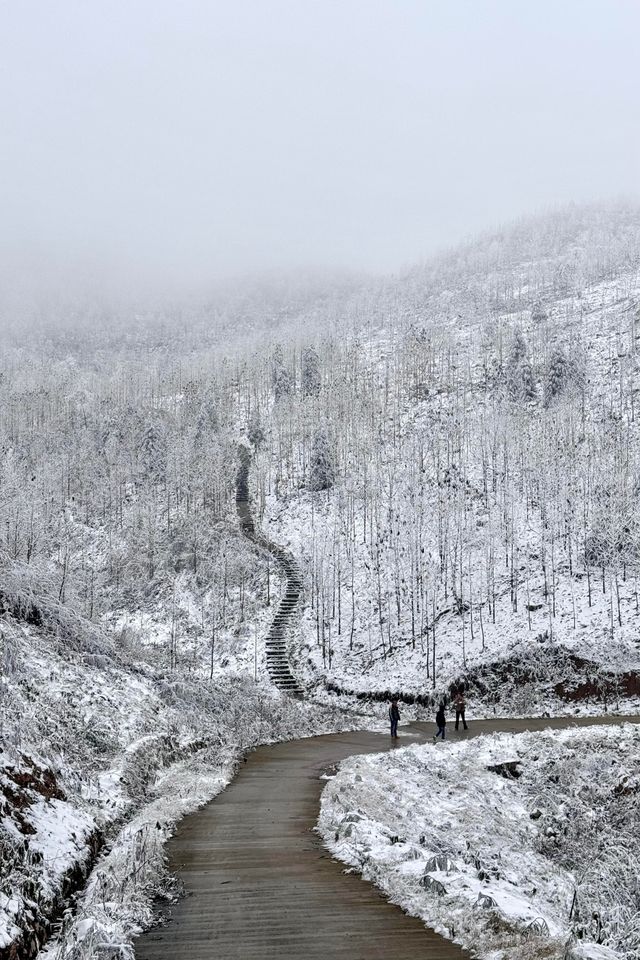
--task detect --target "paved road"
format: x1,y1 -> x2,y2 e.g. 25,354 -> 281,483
135,714 -> 639,960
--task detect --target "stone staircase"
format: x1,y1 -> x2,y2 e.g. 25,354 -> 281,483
236,446 -> 304,695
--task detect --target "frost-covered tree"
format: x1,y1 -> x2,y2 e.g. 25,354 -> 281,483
544,344 -> 570,407
139,417 -> 167,482
506,329 -> 537,402
531,302 -> 548,324
195,396 -> 219,440
272,345 -> 293,400
508,327 -> 528,368
586,481 -> 640,570
301,345 -> 321,398
309,428 -> 336,492
519,357 -> 537,402
632,302 -> 640,353
248,410 -> 265,450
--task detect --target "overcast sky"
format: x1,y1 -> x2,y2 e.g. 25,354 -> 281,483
1,0 -> 639,298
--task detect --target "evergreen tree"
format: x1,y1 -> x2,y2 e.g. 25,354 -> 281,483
309,428 -> 336,492
519,358 -> 537,402
301,345 -> 321,398
248,410 -> 265,450
506,328 -> 536,401
195,395 -> 218,440
272,345 -> 293,400
509,327 -> 528,367
139,418 -> 167,482
544,345 -> 568,407
531,302 -> 548,324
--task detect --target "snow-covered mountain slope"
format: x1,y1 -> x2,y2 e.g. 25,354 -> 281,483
255,204 -> 640,707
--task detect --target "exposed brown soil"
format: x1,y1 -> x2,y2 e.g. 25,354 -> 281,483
0,828 -> 103,960
554,669 -> 640,702
0,757 -> 101,960
1,757 -> 66,836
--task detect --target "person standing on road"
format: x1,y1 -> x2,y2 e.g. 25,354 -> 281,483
453,687 -> 469,731
389,699 -> 400,738
434,701 -> 446,740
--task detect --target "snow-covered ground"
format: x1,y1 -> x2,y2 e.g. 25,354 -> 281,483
318,724 -> 640,960
264,479 -> 640,703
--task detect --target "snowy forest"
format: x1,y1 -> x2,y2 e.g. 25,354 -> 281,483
2,203 -> 640,960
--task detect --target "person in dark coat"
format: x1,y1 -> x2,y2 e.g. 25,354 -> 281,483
453,687 -> 469,731
434,701 -> 446,740
389,699 -> 400,738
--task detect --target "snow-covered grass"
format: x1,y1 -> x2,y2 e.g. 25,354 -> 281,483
318,724 -> 640,960
1,615 -> 178,957
105,557 -> 283,682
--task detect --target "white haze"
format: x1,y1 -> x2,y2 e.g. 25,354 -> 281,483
1,0 -> 639,308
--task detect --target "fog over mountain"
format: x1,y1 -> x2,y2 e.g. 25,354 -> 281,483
3,7 -> 640,960
1,0 -> 639,309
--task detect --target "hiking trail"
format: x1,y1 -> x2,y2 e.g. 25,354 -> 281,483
236,445 -> 303,694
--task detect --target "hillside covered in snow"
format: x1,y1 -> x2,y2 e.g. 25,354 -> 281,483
2,202 -> 640,959
255,203 -> 640,709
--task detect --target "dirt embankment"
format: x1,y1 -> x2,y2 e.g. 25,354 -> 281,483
0,757 -> 103,960
324,642 -> 639,714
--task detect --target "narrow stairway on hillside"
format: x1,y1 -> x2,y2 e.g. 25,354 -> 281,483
235,445 -> 304,695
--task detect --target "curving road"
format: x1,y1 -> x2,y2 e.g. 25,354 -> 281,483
134,714 -> 639,960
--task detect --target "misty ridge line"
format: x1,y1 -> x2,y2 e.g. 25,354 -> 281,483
3,0 -> 639,309
1,199 -> 639,346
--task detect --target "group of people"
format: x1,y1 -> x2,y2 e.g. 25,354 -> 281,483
388,686 -> 469,740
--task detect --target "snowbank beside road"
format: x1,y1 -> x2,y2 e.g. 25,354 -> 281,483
318,724 -> 640,960
1,617 -> 368,960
